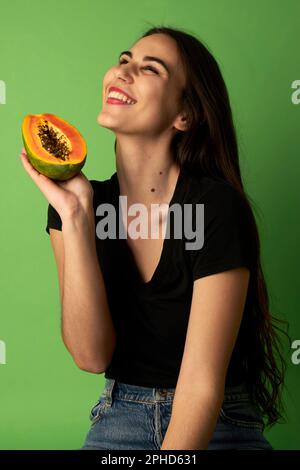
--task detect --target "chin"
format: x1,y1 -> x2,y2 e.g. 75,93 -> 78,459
97,111 -> 109,127
97,112 -> 117,131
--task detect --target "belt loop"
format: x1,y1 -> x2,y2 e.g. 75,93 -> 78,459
104,378 -> 116,406
224,381 -> 250,402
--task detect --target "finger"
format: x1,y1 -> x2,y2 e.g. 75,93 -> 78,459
19,153 -> 64,200
78,170 -> 87,180
19,152 -> 41,179
20,152 -> 45,181
56,180 -> 67,188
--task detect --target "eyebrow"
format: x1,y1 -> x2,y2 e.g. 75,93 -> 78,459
118,50 -> 170,75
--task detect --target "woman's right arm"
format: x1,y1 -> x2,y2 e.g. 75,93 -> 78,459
52,206 -> 116,373
20,149 -> 116,374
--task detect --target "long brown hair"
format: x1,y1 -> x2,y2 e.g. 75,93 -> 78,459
113,25 -> 291,430
137,25 -> 291,431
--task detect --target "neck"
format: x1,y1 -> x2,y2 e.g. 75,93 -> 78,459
115,137 -> 180,207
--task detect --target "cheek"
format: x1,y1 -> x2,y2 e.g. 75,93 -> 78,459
160,94 -> 182,121
154,95 -> 177,119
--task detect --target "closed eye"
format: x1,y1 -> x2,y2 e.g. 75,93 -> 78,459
118,58 -> 159,75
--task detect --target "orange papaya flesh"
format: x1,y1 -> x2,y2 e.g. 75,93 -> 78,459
22,113 -> 87,180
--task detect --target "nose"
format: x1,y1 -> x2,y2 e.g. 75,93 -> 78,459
116,64 -> 135,83
117,72 -> 132,84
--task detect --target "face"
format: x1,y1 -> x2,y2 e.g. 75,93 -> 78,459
97,33 -> 188,138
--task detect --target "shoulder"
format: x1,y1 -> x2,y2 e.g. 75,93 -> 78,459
89,172 -> 117,205
184,173 -> 254,276
183,171 -> 244,215
88,173 -> 114,194
182,171 -> 253,251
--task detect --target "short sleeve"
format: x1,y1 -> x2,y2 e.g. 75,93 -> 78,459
45,203 -> 62,234
187,183 -> 252,280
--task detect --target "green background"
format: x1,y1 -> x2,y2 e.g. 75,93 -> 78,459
0,0 -> 299,450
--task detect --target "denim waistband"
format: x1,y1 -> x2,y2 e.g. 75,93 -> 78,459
101,378 -> 251,405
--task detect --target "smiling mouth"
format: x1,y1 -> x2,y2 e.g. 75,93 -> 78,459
106,97 -> 136,105
106,90 -> 137,105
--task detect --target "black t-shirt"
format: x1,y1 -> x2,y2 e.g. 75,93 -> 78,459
46,166 -> 254,388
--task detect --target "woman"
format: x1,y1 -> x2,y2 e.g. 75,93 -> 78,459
20,26 -> 290,450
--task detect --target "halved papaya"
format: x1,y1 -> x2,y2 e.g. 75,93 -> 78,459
22,113 -> 87,180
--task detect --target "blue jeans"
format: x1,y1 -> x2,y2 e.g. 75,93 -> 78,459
81,378 -> 273,450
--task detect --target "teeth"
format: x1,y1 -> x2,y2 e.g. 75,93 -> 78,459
107,90 -> 135,104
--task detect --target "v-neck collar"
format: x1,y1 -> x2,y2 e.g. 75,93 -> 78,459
111,166 -> 186,290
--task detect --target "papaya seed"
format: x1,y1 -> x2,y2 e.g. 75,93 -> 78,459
37,119 -> 70,161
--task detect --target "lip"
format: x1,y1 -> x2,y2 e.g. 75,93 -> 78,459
106,98 -> 134,105
107,86 -> 137,103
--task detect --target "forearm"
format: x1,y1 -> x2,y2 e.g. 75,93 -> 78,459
161,385 -> 224,450
61,206 -> 116,372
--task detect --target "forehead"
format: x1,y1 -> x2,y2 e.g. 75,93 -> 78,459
131,34 -> 185,86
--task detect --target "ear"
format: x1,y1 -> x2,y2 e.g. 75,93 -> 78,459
173,113 -> 189,132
